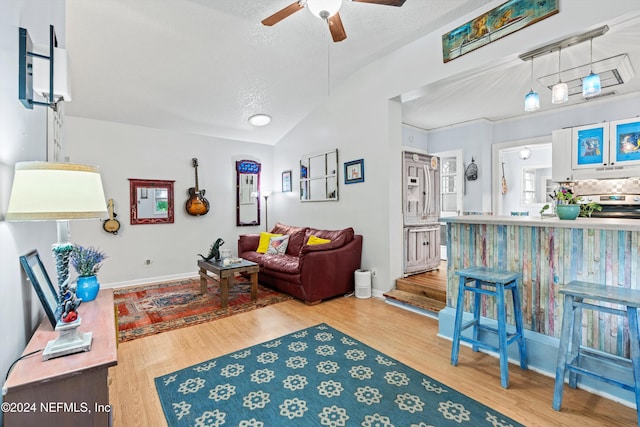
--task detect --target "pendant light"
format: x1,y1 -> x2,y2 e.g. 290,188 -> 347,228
551,47 -> 568,104
524,58 -> 540,112
583,38 -> 601,97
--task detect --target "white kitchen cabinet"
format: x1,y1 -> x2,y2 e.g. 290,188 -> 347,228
552,128 -> 573,182
404,225 -> 440,275
552,117 -> 640,181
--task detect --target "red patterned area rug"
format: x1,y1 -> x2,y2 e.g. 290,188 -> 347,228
113,277 -> 292,342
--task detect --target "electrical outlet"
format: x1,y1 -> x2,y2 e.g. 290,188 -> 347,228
371,268 -> 377,277
144,258 -> 153,267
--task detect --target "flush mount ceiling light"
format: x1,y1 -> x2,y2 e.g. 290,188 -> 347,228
524,58 -> 540,112
551,47 -> 568,104
583,38 -> 602,97
519,147 -> 532,160
248,114 -> 272,126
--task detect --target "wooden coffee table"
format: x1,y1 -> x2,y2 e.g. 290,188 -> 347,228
197,259 -> 259,308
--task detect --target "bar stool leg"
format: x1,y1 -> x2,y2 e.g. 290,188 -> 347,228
472,279 -> 481,352
626,307 -> 640,427
496,281 -> 509,388
511,279 -> 528,369
568,297 -> 583,389
451,275 -> 467,366
553,294 -> 575,410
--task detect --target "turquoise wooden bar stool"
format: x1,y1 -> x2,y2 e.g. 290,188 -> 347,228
450,266 -> 528,388
553,281 -> 640,426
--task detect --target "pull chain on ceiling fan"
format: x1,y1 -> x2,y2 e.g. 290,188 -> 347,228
261,0 -> 407,43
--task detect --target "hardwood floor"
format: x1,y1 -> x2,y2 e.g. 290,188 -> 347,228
109,296 -> 637,426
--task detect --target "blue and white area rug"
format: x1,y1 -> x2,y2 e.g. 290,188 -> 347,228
155,323 -> 523,426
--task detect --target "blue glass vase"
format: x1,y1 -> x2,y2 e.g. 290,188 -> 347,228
76,275 -> 100,302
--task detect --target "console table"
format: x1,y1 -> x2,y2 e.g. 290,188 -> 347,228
2,289 -> 118,427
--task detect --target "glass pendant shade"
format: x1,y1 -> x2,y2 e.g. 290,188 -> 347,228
583,72 -> 601,97
524,90 -> 540,111
551,82 -> 568,104
307,0 -> 342,19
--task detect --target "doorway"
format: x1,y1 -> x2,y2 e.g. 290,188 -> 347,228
491,137 -> 554,216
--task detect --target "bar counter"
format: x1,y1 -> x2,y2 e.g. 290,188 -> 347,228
440,214 -> 640,358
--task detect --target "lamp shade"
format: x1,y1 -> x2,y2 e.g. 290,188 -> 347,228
524,90 -> 540,111
6,162 -> 107,221
307,0 -> 341,19
582,72 -> 601,97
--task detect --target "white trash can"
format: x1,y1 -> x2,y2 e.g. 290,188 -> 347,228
354,269 -> 372,299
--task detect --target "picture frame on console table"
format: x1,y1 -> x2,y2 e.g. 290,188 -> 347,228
19,249 -> 60,328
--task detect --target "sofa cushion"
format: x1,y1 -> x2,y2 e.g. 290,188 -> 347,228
257,232 -> 282,253
266,235 -> 289,255
240,250 -> 264,265
302,227 -> 354,252
270,222 -> 308,256
262,254 -> 300,274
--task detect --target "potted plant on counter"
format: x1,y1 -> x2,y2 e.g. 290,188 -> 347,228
540,188 -> 602,220
70,245 -> 107,302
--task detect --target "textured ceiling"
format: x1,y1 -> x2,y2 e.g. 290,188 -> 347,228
64,0 -> 492,145
64,1 -> 640,145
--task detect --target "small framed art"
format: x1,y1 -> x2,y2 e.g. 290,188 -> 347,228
19,249 -> 60,327
344,159 -> 364,184
282,170 -> 292,192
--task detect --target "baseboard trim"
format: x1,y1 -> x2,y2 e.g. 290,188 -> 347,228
101,273 -> 197,290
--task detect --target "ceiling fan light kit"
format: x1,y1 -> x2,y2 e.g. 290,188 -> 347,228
307,0 -> 342,19
261,0 -> 406,43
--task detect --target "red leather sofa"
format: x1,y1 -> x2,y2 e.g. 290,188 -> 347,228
238,222 -> 363,304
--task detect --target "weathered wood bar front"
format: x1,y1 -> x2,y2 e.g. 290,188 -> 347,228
439,215 -> 640,405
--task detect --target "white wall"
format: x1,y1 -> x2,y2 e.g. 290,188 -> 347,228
0,0 -> 65,390
64,117 -> 274,287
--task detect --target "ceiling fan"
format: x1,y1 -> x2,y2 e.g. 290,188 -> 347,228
261,0 -> 407,43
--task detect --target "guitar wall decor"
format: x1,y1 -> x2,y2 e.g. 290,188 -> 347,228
103,198 -> 121,234
186,158 -> 210,216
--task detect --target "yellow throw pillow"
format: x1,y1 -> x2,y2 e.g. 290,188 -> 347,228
307,235 -> 331,246
257,232 -> 282,253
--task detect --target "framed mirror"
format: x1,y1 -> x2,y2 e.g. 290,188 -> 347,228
236,160 -> 261,226
20,249 -> 60,327
129,178 -> 175,224
300,149 -> 338,202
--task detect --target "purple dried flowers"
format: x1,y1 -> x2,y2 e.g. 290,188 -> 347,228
70,245 -> 107,277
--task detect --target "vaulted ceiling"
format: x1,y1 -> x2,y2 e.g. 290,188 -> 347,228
63,1 -> 640,145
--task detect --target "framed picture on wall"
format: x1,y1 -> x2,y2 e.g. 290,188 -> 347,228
344,159 -> 364,184
282,170 -> 292,192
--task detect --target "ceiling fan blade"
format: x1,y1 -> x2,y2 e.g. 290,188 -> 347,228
328,12 -> 347,42
261,2 -> 304,26
352,0 -> 406,6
